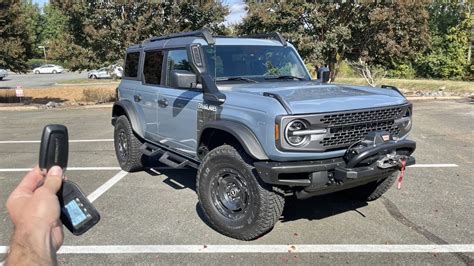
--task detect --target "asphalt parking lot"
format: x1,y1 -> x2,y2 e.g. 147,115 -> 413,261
0,100 -> 472,264
0,71 -> 86,88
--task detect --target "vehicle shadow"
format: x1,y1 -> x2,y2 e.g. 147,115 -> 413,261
280,193 -> 368,223
143,160 -> 368,224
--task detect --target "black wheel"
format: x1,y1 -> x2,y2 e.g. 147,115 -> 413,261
91,75 -> 97,79
0,77 -> 3,81
344,171 -> 398,201
197,145 -> 284,240
52,70 -> 57,74
35,70 -> 40,74
114,115 -> 144,172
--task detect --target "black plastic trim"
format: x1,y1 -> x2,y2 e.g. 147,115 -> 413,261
381,85 -> 406,98
146,29 -> 215,45
112,100 -> 144,138
263,92 -> 292,114
241,32 -> 287,46
200,120 -> 269,160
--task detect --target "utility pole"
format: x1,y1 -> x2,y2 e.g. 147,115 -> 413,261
38,46 -> 47,64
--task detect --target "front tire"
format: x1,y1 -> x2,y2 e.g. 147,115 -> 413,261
35,70 -> 40,74
114,115 -> 144,172
52,70 -> 57,74
344,171 -> 398,201
197,145 -> 284,240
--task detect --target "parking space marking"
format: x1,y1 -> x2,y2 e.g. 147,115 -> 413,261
0,167 -> 121,172
1,244 -> 473,254
87,170 -> 128,203
0,139 -> 113,144
409,164 -> 458,168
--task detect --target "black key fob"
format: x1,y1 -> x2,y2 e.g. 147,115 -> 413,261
39,124 -> 100,235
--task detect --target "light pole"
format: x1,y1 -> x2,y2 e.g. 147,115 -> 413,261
38,46 -> 47,64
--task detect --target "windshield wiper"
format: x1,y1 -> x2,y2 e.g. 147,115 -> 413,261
265,75 -> 306,81
216,77 -> 258,83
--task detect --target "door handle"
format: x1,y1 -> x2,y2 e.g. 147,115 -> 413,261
158,98 -> 168,108
134,94 -> 141,102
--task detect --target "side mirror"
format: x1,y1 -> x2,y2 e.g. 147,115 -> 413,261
169,70 -> 197,89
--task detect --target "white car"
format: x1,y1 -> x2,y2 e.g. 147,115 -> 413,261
88,66 -> 123,79
0,69 -> 7,80
33,64 -> 64,74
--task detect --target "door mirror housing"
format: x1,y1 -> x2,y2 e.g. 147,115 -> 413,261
169,70 -> 197,89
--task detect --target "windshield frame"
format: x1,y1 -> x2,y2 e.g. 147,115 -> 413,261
202,44 -> 312,82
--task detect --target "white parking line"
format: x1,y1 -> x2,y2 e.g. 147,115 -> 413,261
0,167 -> 121,172
408,164 -> 458,168
0,139 -> 113,144
87,170 -> 128,202
1,244 -> 473,254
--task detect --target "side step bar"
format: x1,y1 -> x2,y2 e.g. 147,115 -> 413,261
139,142 -> 199,169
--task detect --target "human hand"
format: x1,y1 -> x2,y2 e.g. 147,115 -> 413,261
6,166 -> 64,264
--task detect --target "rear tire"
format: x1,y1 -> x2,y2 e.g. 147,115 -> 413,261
197,145 -> 284,240
114,115 -> 144,172
344,171 -> 398,201
35,70 -> 40,74
52,70 -> 57,74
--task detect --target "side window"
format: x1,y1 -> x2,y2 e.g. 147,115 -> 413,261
143,50 -> 164,85
166,49 -> 192,86
124,52 -> 140,78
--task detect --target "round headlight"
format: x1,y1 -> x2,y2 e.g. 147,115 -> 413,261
285,119 -> 310,146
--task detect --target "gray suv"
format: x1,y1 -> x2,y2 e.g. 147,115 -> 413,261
112,30 -> 416,240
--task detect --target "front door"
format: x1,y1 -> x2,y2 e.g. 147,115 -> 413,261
157,49 -> 201,156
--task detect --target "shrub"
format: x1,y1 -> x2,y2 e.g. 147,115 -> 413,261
82,88 -> 116,103
387,63 -> 416,79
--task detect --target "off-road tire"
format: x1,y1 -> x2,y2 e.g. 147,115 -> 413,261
114,115 -> 144,172
197,145 -> 284,240
344,171 -> 398,201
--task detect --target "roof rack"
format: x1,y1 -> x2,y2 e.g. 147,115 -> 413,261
240,32 -> 287,46
146,29 -> 215,45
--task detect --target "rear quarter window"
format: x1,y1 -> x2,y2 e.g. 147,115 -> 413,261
124,52 -> 140,78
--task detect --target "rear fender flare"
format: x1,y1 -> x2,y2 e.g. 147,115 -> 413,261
112,100 -> 144,138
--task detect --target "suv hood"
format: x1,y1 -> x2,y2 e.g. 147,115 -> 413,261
219,81 -> 407,114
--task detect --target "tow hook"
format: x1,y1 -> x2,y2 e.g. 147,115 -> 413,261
397,159 -> 407,190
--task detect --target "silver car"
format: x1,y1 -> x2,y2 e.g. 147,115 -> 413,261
33,64 -> 64,74
88,66 -> 123,79
0,69 -> 7,80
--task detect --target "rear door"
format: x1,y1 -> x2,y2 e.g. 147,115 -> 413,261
157,49 -> 202,155
134,50 -> 165,142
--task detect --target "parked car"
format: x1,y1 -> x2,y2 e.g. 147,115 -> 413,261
88,66 -> 123,79
112,30 -> 416,240
0,69 -> 7,80
33,64 -> 64,74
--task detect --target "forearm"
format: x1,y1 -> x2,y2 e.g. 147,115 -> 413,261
6,226 -> 57,266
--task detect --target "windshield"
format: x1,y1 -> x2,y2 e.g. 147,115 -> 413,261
203,45 -> 310,81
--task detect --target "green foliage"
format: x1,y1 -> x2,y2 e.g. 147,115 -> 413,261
414,1 -> 471,80
337,61 -> 357,78
0,0 -> 37,72
387,63 -> 416,79
40,4 -> 68,44
48,1 -> 229,71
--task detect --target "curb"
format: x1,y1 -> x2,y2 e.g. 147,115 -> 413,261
0,104 -> 113,111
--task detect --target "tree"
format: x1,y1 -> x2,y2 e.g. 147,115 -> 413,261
49,1 -> 229,71
239,1 -> 430,82
0,0 -> 38,72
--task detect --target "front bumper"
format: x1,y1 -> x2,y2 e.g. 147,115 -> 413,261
254,139 -> 416,199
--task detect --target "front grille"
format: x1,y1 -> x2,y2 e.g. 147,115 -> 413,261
320,107 -> 403,126
319,107 -> 404,148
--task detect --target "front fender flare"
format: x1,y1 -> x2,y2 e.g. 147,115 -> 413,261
112,100 -> 144,138
200,120 -> 269,160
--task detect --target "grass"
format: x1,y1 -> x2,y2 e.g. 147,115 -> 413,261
0,84 -> 116,105
335,77 -> 474,94
57,78 -> 120,85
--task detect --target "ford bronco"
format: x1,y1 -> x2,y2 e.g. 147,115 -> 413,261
112,30 -> 416,240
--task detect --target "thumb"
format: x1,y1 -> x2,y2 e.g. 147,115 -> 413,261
42,166 -> 63,194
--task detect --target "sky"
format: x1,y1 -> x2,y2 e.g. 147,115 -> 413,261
32,0 -> 247,25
